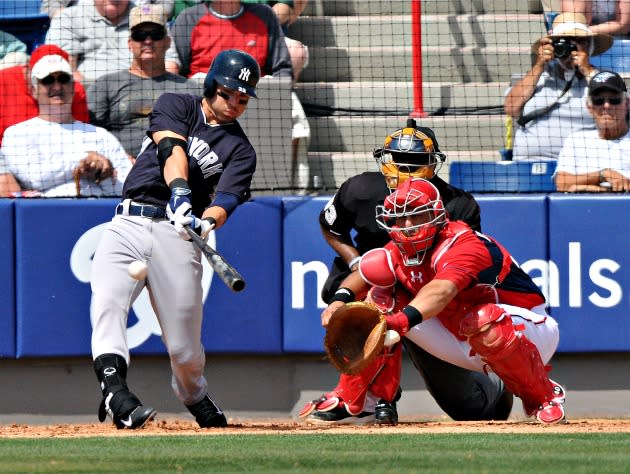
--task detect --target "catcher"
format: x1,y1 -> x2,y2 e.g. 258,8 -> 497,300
302,122 -> 512,425
319,178 -> 566,425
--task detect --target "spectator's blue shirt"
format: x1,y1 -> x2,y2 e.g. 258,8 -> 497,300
122,93 -> 256,216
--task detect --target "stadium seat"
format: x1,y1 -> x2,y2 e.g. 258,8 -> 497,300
449,160 -> 557,192
590,39 -> 630,72
0,1 -> 49,54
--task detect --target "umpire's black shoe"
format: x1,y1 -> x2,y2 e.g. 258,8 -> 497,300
186,395 -> 228,428
375,387 -> 402,425
375,400 -> 398,425
98,389 -> 156,429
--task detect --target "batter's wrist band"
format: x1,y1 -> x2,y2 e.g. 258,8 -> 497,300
401,305 -> 424,327
330,287 -> 356,303
348,256 -> 361,270
203,216 -> 217,229
169,178 -> 190,192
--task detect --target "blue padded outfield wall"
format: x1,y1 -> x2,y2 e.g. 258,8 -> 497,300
0,195 -> 628,358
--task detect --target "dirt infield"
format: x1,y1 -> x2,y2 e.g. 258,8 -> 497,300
2,418 -> 630,438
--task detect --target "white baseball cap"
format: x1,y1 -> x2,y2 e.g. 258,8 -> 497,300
31,54 -> 73,81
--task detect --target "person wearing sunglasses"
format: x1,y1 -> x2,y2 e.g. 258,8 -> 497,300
45,0 -> 181,85
0,44 -> 89,147
555,70 -> 630,192
0,52 -> 132,197
88,5 -> 199,161
504,13 -> 613,162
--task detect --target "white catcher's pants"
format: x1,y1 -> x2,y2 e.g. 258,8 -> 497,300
404,304 -> 560,373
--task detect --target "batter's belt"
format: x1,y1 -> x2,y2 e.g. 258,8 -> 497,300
115,201 -> 167,219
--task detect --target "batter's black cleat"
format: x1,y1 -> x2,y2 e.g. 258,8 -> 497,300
98,389 -> 156,430
186,394 -> 228,428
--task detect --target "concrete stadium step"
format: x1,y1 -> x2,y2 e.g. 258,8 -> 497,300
295,81 -> 508,115
307,150 -> 501,189
302,0 -> 539,16
307,115 -> 505,153
291,14 -> 545,49
301,44 -> 532,83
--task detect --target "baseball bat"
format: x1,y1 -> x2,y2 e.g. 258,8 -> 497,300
184,226 -> 246,292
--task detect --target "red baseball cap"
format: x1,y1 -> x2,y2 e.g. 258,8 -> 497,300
28,44 -> 70,71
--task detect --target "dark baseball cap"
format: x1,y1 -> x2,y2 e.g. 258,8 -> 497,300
589,71 -> 627,95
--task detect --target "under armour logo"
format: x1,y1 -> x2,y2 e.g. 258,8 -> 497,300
103,367 -> 117,376
238,67 -> 251,82
410,271 -> 423,283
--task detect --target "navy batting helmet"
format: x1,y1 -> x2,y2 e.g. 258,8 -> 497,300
204,49 -> 261,98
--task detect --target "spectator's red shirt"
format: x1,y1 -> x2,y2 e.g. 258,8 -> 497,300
0,65 -> 89,145
171,3 -> 292,79
189,11 -> 270,77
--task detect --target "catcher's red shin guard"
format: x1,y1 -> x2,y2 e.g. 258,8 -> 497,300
460,304 -> 559,415
299,347 -> 396,418
369,343 -> 403,402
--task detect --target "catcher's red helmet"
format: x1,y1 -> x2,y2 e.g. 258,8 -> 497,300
376,178 -> 446,265
373,119 -> 446,189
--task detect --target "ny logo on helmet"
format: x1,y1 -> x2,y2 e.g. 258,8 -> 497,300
238,67 -> 251,82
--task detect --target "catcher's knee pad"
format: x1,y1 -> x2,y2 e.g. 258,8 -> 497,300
459,304 -> 517,358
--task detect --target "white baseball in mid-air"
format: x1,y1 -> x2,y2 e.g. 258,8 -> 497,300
383,329 -> 401,347
128,260 -> 148,280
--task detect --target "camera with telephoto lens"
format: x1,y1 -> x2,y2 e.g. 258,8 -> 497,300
552,38 -> 577,59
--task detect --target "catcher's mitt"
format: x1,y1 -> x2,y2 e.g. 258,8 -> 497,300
324,301 -> 387,375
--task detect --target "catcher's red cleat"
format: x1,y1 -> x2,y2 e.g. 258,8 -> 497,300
535,401 -> 566,424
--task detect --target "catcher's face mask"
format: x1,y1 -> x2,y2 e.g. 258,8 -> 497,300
376,178 -> 446,266
373,126 -> 446,189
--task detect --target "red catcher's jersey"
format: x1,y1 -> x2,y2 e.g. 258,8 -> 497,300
382,221 -> 546,338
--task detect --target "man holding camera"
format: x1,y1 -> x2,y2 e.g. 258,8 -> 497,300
505,13 -> 613,161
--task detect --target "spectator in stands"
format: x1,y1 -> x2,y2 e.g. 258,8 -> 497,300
242,0 -> 309,81
0,30 -> 28,69
88,4 -> 200,159
45,0 -> 180,85
42,0 -> 175,20
0,52 -> 132,198
0,44 -> 89,146
561,1 -> 630,37
172,0 -> 203,19
555,70 -> 630,192
505,13 -> 613,161
171,0 -> 311,190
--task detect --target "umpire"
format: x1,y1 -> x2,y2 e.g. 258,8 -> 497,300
308,119 -> 513,424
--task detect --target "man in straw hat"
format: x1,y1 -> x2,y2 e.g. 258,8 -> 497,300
505,12 -> 613,161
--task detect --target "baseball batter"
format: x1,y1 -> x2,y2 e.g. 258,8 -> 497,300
90,49 -> 260,429
322,178 -> 566,424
